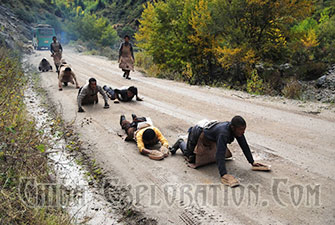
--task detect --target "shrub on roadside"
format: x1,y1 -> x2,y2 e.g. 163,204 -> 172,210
282,78 -> 302,99
247,69 -> 264,95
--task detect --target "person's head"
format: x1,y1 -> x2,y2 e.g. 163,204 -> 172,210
127,86 -> 137,98
88,78 -> 97,90
230,116 -> 246,137
124,35 -> 130,43
142,128 -> 156,144
64,67 -> 71,74
52,36 -> 57,42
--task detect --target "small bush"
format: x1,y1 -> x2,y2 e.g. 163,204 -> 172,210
282,78 -> 302,99
247,69 -> 264,95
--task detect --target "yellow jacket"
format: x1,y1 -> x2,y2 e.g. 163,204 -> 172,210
135,126 -> 169,153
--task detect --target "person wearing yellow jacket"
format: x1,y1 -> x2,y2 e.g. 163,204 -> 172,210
120,114 -> 169,160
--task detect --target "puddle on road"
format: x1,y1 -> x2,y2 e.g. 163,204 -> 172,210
24,78 -> 120,224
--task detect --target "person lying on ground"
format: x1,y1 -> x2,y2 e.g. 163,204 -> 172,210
170,116 -> 271,187
120,114 -> 169,160
38,58 -> 52,72
77,78 -> 109,112
103,85 -> 143,103
58,63 -> 79,91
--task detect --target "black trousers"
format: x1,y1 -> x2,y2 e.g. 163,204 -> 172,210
180,125 -> 203,157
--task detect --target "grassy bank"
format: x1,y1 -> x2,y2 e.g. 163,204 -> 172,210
0,47 -> 71,224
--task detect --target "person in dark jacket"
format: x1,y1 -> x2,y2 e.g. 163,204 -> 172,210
103,85 -> 143,103
170,116 -> 270,187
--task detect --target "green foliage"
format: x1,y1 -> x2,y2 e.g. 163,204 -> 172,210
135,0 -> 317,89
247,69 -> 264,95
53,2 -> 120,48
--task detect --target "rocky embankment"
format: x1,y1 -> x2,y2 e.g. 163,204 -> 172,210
303,65 -> 335,103
0,5 -> 32,52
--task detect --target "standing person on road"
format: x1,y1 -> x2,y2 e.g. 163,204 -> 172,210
118,35 -> 134,80
170,116 -> 271,187
50,36 -> 63,73
77,78 -> 109,112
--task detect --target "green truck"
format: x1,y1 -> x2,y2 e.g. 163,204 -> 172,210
32,24 -> 56,50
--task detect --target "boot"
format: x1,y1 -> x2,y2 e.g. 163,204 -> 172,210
170,138 -> 184,155
131,114 -> 137,120
120,115 -> 126,126
125,71 -> 131,80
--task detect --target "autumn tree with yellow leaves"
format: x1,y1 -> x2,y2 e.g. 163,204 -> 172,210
136,0 -> 330,91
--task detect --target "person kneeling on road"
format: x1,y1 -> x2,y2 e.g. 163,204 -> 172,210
58,63 -> 79,91
103,85 -> 143,103
38,58 -> 52,72
77,78 -> 109,112
170,116 -> 271,187
120,114 -> 169,160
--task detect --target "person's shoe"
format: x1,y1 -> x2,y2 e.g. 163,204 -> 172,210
131,114 -> 137,120
104,103 -> 110,109
64,82 -> 68,86
59,88 -> 63,91
120,115 -> 126,126
188,155 -> 196,163
126,76 -> 131,80
170,138 -> 184,155
221,174 -> 240,187
78,107 -> 85,113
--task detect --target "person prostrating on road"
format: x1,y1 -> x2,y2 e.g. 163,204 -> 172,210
77,78 -> 109,112
170,116 -> 271,187
103,85 -> 143,103
58,62 -> 79,91
119,114 -> 169,160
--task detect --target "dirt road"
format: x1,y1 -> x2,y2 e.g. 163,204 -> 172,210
28,49 -> 335,224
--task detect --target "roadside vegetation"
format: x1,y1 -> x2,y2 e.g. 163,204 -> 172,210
3,0 -> 334,101
0,47 -> 71,224
135,0 -> 335,98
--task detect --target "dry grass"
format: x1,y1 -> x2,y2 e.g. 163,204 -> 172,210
0,47 -> 71,224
